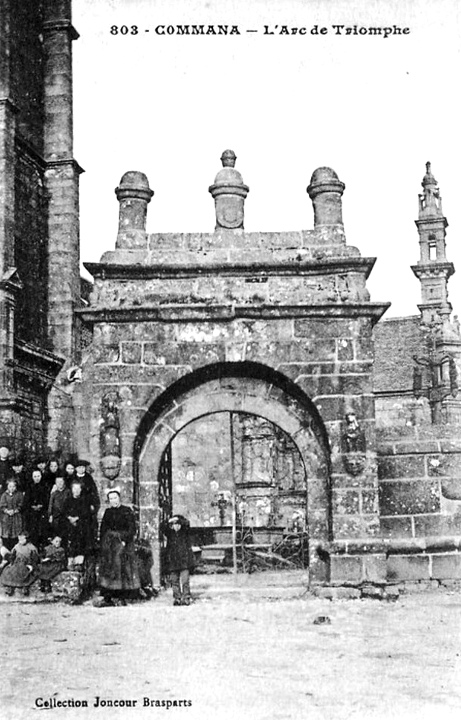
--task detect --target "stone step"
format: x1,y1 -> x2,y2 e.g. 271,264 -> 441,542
0,571 -> 83,604
191,570 -> 309,599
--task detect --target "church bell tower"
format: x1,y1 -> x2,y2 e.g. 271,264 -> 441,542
412,162 -> 454,327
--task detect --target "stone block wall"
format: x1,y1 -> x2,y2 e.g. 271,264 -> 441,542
4,0 -> 49,349
377,424 -> 461,582
14,147 -> 49,345
78,206 -> 389,588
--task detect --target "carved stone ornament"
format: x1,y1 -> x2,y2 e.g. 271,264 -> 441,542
341,412 -> 366,476
216,198 -> 244,229
343,453 -> 366,476
100,391 -> 121,480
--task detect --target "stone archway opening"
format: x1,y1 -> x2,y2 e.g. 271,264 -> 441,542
133,362 -> 332,587
158,410 -> 309,579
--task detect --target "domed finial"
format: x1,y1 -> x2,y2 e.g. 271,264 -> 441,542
221,149 -> 237,168
115,170 -> 153,249
307,167 -> 345,226
209,150 -> 249,230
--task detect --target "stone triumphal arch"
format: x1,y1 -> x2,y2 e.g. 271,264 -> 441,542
80,153 -> 389,587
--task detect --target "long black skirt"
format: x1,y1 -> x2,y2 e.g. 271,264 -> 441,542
98,531 -> 140,592
1,560 -> 38,588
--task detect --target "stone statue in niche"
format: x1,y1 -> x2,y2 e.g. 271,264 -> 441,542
341,412 -> 366,476
100,391 -> 121,480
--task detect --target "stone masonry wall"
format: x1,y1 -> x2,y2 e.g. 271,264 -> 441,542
377,424 -> 461,582
0,0 -> 65,456
80,222 -> 388,588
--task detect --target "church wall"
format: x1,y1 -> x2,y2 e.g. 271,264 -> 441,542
376,424 -> 461,583
0,0 -> 81,458
0,1 -> 57,456
14,146 -> 49,345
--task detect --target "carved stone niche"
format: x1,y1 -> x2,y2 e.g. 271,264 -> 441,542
100,391 -> 121,481
341,412 -> 366,476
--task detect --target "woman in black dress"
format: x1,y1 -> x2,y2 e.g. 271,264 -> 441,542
98,488 -> 140,605
23,469 -> 49,551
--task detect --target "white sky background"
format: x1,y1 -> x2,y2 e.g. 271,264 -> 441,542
73,0 -> 461,319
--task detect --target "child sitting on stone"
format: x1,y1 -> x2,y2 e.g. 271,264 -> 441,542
1,530 -> 39,596
38,535 -> 67,593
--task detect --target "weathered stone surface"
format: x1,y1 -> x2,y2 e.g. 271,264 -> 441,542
383,585 -> 400,601
387,555 -> 430,582
294,318 -> 354,339
431,553 -> 461,579
311,586 -> 361,600
333,489 -> 360,515
362,555 -> 387,583
362,489 -> 379,514
378,455 -> 426,480
121,342 -> 143,364
427,453 -> 461,478
330,555 -> 363,584
440,478 -> 461,500
360,585 -> 385,599
413,514 -> 461,537
51,571 -> 83,601
379,480 -> 440,516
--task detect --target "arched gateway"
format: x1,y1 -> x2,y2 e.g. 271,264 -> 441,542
133,362 -> 332,585
80,154 -> 389,589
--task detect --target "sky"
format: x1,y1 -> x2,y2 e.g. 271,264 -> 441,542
73,0 -> 461,319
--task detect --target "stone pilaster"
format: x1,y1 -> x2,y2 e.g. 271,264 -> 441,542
0,98 -> 17,412
43,0 -> 81,361
43,0 -> 82,458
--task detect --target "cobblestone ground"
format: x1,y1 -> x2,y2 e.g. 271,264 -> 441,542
1,586 -> 461,720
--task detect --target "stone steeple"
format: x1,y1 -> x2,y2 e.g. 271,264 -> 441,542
412,162 -> 454,327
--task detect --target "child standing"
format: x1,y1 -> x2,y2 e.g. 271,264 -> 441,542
1,530 -> 39,596
48,475 -> 71,546
161,514 -> 195,606
0,478 -> 23,550
64,480 -> 91,570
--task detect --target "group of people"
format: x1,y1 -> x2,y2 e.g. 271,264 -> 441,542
0,449 -> 100,561
0,442 -> 195,606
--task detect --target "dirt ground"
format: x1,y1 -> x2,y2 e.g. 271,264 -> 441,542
1,583 -> 461,720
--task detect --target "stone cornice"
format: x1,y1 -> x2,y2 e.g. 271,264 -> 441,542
14,140 -> 84,176
78,302 -> 390,325
13,340 -> 65,387
411,262 -> 455,278
43,19 -> 79,41
84,256 -> 377,280
415,216 -> 448,230
45,158 -> 85,175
